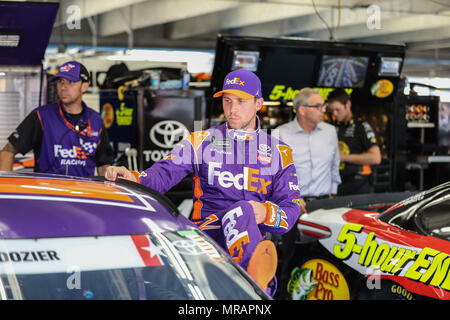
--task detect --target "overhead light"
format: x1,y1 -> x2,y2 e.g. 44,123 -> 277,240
105,49 -> 214,73
263,101 -> 281,106
0,33 -> 21,48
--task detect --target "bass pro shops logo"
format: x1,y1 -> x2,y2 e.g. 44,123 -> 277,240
145,120 -> 189,162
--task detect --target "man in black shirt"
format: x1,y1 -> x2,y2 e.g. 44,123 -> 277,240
327,88 -> 381,195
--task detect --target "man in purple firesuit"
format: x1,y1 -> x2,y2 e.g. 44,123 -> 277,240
105,69 -> 302,293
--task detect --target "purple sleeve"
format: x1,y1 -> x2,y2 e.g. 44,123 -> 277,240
259,146 -> 301,236
138,139 -> 195,194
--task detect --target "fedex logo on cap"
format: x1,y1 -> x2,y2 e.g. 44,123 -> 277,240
225,77 -> 245,86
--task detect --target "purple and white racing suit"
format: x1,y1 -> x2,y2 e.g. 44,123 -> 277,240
138,121 -> 301,269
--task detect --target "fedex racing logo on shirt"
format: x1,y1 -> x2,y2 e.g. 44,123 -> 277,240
207,162 -> 272,194
225,77 -> 245,86
54,144 -> 95,166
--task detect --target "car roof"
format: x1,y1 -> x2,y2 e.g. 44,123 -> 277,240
0,172 -> 196,239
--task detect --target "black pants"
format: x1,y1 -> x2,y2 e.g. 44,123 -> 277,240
338,175 -> 373,196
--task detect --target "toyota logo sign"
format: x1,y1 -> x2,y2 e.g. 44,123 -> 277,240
149,120 -> 190,149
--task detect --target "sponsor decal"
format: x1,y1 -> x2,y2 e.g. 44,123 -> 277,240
143,149 -> 171,163
371,79 -> 394,98
208,162 -> 272,194
277,145 -> 294,169
361,121 -> 378,144
289,181 -> 299,191
59,159 -> 86,166
258,144 -> 271,156
287,267 -> 317,300
131,235 -> 164,267
101,103 -> 114,129
115,102 -> 134,126
338,141 -> 350,170
223,207 -> 250,264
334,223 -> 450,292
228,130 -> 254,141
60,63 -> 75,72
291,195 -> 303,208
269,85 -> 299,101
172,239 -> 205,256
257,153 -> 272,164
289,259 -> 350,300
54,145 -> 91,160
196,214 -> 221,231
316,88 -> 353,101
144,120 -> 190,163
263,201 -> 288,229
83,289 -> 94,299
390,284 -> 414,300
53,138 -> 99,167
138,172 -> 147,179
211,136 -> 230,148
178,230 -> 224,262
225,77 -> 245,86
149,120 -> 190,149
268,86 -> 353,102
79,139 -> 97,154
211,148 -> 232,156
257,144 -> 272,164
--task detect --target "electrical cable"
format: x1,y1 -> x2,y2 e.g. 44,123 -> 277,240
335,0 -> 341,40
311,0 -> 334,40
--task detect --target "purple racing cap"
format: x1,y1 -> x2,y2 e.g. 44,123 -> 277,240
213,69 -> 262,99
50,61 -> 90,83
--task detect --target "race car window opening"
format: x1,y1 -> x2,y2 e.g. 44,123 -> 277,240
414,197 -> 450,241
378,188 -> 449,233
0,232 -> 266,300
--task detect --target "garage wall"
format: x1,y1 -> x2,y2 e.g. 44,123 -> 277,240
0,67 -> 42,151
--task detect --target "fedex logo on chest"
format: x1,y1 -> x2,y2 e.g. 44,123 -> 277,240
207,162 -> 271,194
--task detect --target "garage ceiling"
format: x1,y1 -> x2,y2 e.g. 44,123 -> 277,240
17,0 -> 450,77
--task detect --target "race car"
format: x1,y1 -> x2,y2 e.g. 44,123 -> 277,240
0,172 -> 269,300
275,182 -> 450,300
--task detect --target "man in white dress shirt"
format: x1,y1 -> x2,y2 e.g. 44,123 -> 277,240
275,88 -> 341,201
